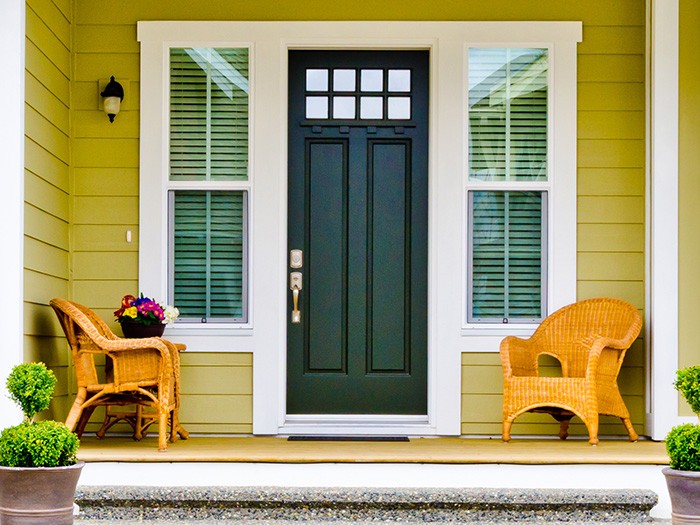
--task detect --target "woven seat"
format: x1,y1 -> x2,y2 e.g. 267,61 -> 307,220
500,297 -> 642,445
50,298 -> 189,451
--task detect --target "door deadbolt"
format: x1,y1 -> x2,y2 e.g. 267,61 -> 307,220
290,249 -> 303,269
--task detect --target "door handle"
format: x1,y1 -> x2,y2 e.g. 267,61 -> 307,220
290,272 -> 302,323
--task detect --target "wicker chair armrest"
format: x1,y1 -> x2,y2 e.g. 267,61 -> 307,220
94,334 -> 171,356
579,335 -> 629,381
500,336 -> 538,377
94,335 -> 173,389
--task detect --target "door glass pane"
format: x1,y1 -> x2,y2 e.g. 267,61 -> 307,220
388,69 -> 411,92
169,47 -> 249,181
306,96 -> 329,119
360,96 -> 383,119
468,190 -> 546,323
388,97 -> 411,120
333,96 -> 356,119
306,69 -> 329,91
468,48 -> 548,181
361,69 -> 383,92
170,190 -> 247,322
333,69 -> 356,91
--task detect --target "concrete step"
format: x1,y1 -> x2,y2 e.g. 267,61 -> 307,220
74,486 -> 660,523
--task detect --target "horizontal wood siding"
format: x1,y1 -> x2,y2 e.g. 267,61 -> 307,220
72,0 -> 646,434
82,353 -> 253,434
24,0 -> 72,421
574,1 -> 646,434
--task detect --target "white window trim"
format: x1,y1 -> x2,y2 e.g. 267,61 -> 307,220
463,44 -> 555,335
138,37 -> 256,350
459,37 -> 579,347
138,21 -> 581,436
0,0 -> 25,430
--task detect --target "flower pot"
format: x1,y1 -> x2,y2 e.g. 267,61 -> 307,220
664,467 -> 700,523
0,462 -> 84,524
120,320 -> 165,338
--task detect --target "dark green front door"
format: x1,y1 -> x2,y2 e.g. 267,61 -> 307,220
287,50 -> 428,415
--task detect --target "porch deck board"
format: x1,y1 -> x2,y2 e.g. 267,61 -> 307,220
76,436 -> 668,465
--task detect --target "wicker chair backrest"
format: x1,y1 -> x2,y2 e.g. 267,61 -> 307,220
529,298 -> 642,377
50,298 -> 115,387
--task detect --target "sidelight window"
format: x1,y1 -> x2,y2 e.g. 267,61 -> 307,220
167,47 -> 250,323
466,47 -> 550,324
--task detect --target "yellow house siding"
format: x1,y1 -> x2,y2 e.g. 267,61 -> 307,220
74,0 -> 644,25
24,0 -> 72,420
81,353 -> 254,434
71,0 -> 646,434
678,0 -> 700,415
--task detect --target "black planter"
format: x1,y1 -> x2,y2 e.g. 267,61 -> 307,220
0,462 -> 84,524
120,320 -> 165,338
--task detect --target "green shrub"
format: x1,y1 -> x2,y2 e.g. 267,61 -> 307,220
675,366 -> 700,416
0,421 -> 79,467
0,362 -> 79,468
667,423 -> 700,471
6,362 -> 57,421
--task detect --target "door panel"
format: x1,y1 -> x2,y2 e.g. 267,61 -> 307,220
287,50 -> 428,415
307,140 -> 347,373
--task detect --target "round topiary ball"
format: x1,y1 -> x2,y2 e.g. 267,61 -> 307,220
6,363 -> 57,421
675,366 -> 700,416
667,423 -> 700,471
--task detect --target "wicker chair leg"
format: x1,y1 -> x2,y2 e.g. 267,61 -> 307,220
158,411 -> 168,452
622,417 -> 639,442
586,415 -> 599,446
502,418 -> 513,442
75,405 -> 96,438
548,412 -> 574,440
177,422 -> 190,440
65,390 -> 87,431
169,411 -> 178,443
558,418 -> 570,440
133,406 -> 145,441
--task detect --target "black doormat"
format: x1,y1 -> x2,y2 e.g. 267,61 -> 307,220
288,435 -> 409,442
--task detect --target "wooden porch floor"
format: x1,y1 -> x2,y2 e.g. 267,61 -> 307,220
77,435 -> 668,465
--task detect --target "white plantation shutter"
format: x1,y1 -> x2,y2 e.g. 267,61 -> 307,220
468,191 -> 546,322
169,48 -> 249,181
467,48 -> 549,323
170,191 -> 247,322
167,48 -> 250,323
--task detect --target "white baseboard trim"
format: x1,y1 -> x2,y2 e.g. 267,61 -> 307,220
280,414 -> 434,435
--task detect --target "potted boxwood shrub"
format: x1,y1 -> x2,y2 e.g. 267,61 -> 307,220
0,362 -> 82,524
664,365 -> 700,523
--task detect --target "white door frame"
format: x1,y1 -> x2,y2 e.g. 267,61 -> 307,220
277,35 -> 441,436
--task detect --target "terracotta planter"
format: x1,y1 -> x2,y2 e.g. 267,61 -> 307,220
121,320 -> 165,338
664,467 -> 700,524
0,462 -> 84,524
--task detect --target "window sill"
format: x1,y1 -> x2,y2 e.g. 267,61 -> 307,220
163,325 -> 254,338
460,326 -> 536,338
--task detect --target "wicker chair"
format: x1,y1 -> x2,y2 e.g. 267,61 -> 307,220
500,297 -> 643,445
50,298 -> 188,451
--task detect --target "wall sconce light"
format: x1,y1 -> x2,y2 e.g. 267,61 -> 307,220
100,76 -> 124,123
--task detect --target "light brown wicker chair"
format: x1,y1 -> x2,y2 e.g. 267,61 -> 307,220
50,298 -> 189,451
500,297 -> 643,445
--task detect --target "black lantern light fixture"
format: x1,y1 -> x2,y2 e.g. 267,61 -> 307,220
100,76 -> 124,123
